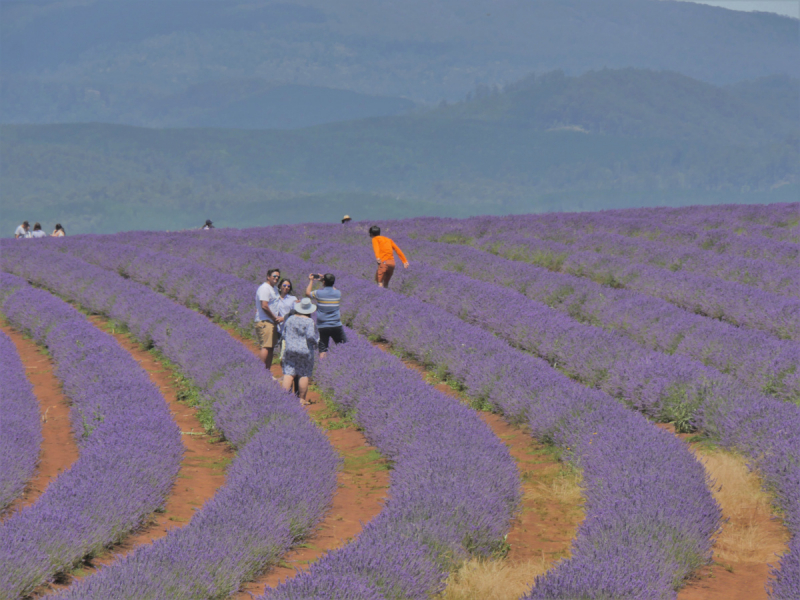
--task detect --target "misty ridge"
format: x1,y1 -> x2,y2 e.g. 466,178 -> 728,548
0,0 -> 797,234
1,0 -> 798,128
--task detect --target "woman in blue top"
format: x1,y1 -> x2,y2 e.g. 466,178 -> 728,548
274,278 -> 298,353
280,297 -> 320,405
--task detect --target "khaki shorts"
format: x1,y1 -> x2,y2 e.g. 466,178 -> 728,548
375,261 -> 395,287
255,320 -> 277,349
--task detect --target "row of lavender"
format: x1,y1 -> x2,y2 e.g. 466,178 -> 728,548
560,203 -> 800,244
444,204 -> 800,262
265,331 -> 520,598
0,274 -> 183,599
195,230 -> 800,597
599,202 -> 798,241
513,228 -> 798,296
229,224 -> 799,403
418,225 -> 799,340
38,238 -> 523,597
81,234 -> 722,598
220,231 -> 797,427
0,331 -> 42,513
0,244 -> 338,600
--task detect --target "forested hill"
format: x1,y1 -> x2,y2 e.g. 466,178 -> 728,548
2,70 -> 798,234
1,0 -> 797,128
436,71 -> 799,145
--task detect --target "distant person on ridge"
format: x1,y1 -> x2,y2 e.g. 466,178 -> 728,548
202,219 -> 214,230
14,221 -> 31,239
51,224 -> 65,237
306,272 -> 346,358
255,268 -> 283,375
30,223 -> 47,238
341,215 -> 352,224
369,225 -> 408,288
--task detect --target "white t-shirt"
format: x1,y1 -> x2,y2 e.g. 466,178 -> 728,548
31,230 -> 46,238
255,282 -> 279,322
15,225 -> 31,238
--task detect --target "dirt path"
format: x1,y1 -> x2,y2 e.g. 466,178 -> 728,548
373,342 -> 584,593
225,329 -> 390,597
0,322 -> 79,518
40,315 -> 234,593
651,424 -> 790,600
678,446 -> 789,600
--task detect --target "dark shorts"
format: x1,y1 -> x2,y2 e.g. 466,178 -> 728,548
375,261 -> 395,287
319,326 -> 347,353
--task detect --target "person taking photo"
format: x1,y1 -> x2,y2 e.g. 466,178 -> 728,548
306,272 -> 346,358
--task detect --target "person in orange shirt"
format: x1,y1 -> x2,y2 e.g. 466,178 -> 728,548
369,225 -> 409,288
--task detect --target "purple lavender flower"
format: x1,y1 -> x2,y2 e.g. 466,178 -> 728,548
0,331 -> 42,513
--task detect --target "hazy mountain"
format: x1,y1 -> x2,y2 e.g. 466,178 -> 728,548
3,69 -> 796,234
437,70 -> 800,145
1,0 -> 797,128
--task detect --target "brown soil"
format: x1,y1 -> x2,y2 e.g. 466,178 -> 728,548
372,342 -> 583,568
224,328 -> 390,597
655,424 -> 790,600
40,315 -> 234,593
0,322 -> 79,518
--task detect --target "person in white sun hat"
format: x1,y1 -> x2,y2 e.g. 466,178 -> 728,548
280,297 -> 320,405
341,215 -> 352,224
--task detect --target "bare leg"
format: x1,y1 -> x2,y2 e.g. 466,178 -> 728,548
297,377 -> 310,403
260,347 -> 274,371
281,374 -> 294,392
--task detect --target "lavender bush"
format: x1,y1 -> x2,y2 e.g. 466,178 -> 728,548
0,247 -> 338,600
262,332 -> 520,598
0,330 -> 42,513
472,231 -> 799,340
77,234 -> 723,599
213,235 -> 795,431
28,238 -> 523,598
0,274 -> 182,599
527,206 -> 800,258
224,226 -> 800,403
406,206 -> 800,263
601,202 -> 798,234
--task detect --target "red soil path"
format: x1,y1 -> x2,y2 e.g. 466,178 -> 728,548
0,322 -> 79,518
41,316 -> 234,593
226,329 -> 390,597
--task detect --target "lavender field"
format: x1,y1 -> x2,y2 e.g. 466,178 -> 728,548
1,202 -> 797,599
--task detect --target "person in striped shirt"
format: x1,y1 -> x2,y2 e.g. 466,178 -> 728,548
306,272 -> 347,358
369,225 -> 409,289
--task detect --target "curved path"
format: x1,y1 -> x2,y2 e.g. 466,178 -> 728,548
36,315 -> 234,594
678,443 -> 790,600
225,328 -> 390,598
373,342 -> 584,593
0,322 -> 78,516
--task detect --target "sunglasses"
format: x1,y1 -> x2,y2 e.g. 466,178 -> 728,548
281,284 -> 292,289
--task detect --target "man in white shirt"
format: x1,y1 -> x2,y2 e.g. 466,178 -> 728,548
14,221 -> 31,238
255,268 -> 283,373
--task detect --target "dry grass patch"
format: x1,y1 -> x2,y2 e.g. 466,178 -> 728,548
524,470 -> 583,508
435,557 -> 548,600
437,469 -> 582,599
695,448 -> 789,564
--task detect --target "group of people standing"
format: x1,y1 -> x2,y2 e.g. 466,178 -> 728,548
14,221 -> 65,238
255,225 -> 409,405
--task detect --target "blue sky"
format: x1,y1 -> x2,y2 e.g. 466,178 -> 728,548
680,0 -> 799,18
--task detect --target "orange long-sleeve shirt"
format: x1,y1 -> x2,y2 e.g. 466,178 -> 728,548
371,235 -> 408,264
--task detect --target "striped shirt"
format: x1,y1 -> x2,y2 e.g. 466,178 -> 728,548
310,287 -> 342,328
